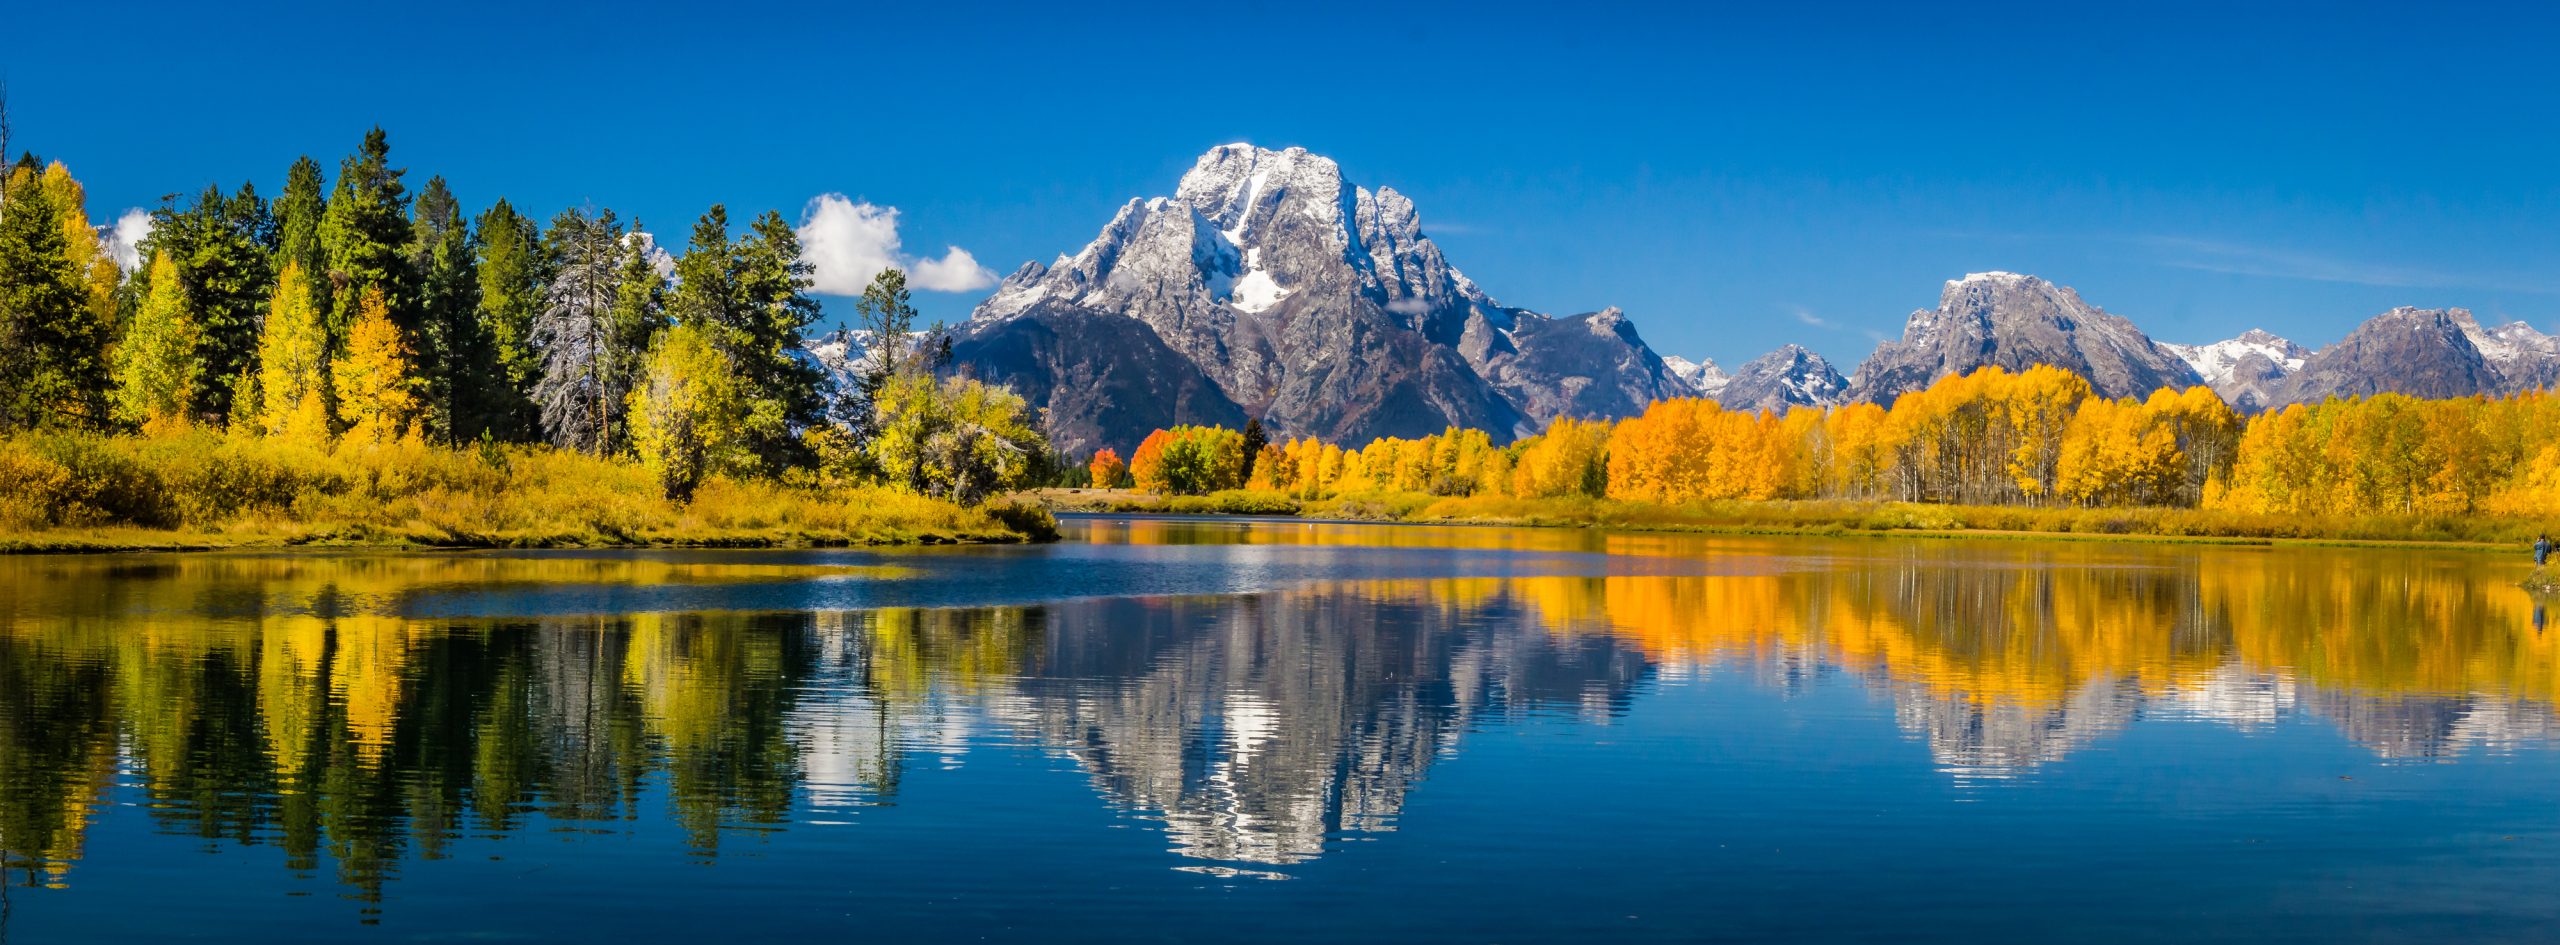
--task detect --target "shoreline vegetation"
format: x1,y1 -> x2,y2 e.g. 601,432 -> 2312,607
1048,362 -> 2560,555
1,127 -> 1060,554
0,428 -> 1055,554
1029,488 -> 2530,551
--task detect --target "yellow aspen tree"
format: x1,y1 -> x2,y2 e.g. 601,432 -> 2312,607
36,164 -> 120,334
332,287 -> 422,446
2000,364 -> 2090,500
257,263 -> 335,445
110,251 -> 203,430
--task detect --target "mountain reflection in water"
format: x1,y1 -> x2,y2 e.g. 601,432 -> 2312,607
1,521 -> 2555,925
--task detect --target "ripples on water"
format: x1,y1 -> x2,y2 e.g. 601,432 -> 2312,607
3,517 -> 2559,942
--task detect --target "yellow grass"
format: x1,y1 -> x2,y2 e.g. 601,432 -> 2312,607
0,429 -> 1050,553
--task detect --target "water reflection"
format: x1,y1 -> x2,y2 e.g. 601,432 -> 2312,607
0,530 -> 2553,910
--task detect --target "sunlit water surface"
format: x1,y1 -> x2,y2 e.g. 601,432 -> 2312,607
4,516 -> 2559,943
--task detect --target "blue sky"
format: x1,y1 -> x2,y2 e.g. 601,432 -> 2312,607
11,0 -> 2559,367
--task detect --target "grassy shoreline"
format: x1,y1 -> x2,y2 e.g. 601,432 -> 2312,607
0,520 -> 1033,555
1028,488 -> 2533,553
1,430 -> 1055,555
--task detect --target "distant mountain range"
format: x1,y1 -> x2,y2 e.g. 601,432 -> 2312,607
824,144 -> 2560,453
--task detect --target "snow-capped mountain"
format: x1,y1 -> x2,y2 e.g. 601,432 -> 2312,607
2160,329 -> 2307,412
958,144 -> 1688,453
1718,345 -> 1847,411
1848,272 -> 2203,404
2461,315 -> 2560,391
1661,356 -> 1730,399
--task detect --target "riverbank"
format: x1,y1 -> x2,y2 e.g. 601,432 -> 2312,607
1,430 -> 1054,554
1027,488 -> 2532,551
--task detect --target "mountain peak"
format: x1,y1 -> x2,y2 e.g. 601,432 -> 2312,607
2162,329 -> 2307,413
1854,272 -> 2200,402
1720,345 -> 1847,411
961,144 -> 1688,448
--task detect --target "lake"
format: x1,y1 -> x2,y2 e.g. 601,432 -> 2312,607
3,516 -> 2558,943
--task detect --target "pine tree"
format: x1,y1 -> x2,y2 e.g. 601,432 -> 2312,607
848,268 -> 917,436
664,205 -> 737,329
1240,418 -> 1268,484
332,286 -> 419,446
409,176 -> 481,443
606,229 -> 669,453
257,262 -> 334,444
735,210 -> 828,457
473,199 -> 545,440
0,167 -> 111,430
111,251 -> 204,427
147,182 -> 275,422
533,207 -> 623,454
317,128 -> 413,344
273,156 -> 328,315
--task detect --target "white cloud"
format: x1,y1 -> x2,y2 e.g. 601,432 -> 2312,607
907,246 -> 996,293
795,193 -> 997,295
1790,306 -> 1831,329
103,208 -> 152,272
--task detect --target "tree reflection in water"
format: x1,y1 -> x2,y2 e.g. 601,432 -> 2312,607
0,538 -> 2553,906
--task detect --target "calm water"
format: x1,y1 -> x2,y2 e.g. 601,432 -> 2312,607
4,517 -> 2559,943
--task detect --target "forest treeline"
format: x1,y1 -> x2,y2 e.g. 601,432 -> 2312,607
1098,362 -> 2560,522
0,121 -> 1052,541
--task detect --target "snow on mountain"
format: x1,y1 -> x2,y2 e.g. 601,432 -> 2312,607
1662,356 -> 1730,398
960,143 -> 1686,449
2160,329 -> 2307,412
1718,345 -> 1847,411
2161,330 -> 2306,382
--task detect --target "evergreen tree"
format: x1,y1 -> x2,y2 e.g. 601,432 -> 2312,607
408,176 -> 481,443
844,268 -> 951,442
317,128 -> 413,344
111,251 -> 203,427
606,229 -> 669,453
664,205 -> 737,330
473,199 -> 545,440
272,156 -> 328,315
1240,417 -> 1268,484
730,209 -> 827,468
0,168 -> 111,430
532,207 -> 623,454
257,262 -> 334,444
147,182 -> 274,422
332,286 -> 419,446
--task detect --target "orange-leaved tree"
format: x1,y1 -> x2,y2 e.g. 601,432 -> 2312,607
1089,448 -> 1127,489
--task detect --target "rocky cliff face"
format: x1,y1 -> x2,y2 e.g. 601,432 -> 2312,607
1847,272 -> 2203,403
2272,308 -> 2514,405
2161,329 -> 2307,413
960,144 -> 1686,452
1717,345 -> 1848,412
